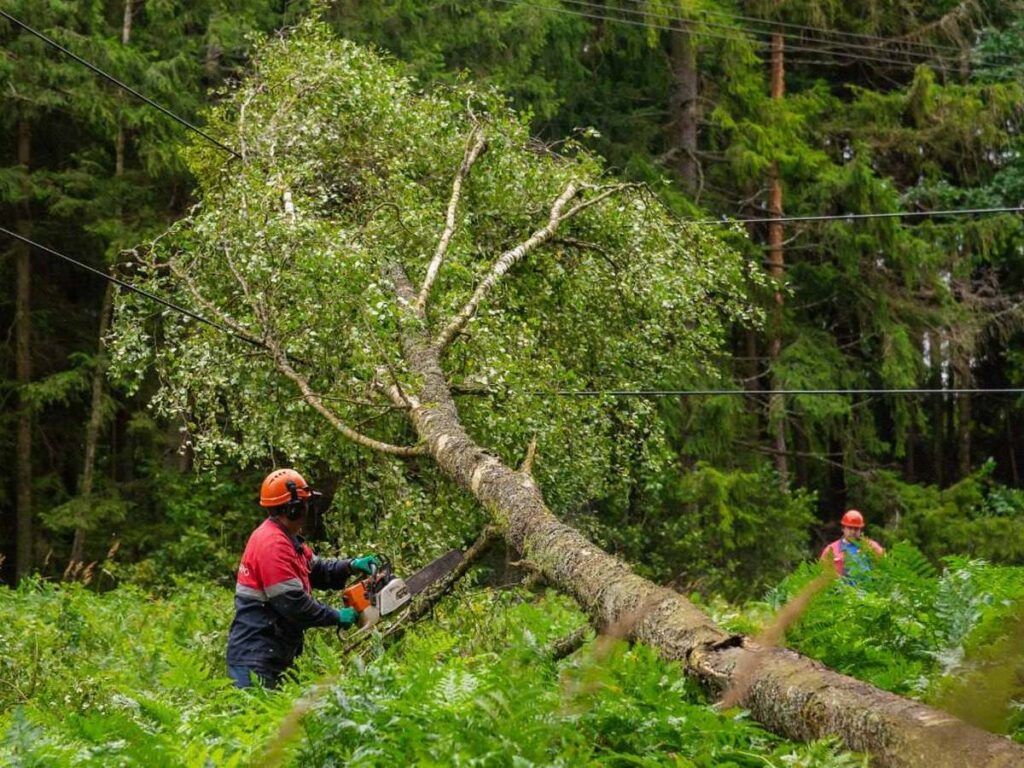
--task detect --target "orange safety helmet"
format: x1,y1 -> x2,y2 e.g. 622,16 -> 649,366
259,468 -> 317,508
840,509 -> 866,528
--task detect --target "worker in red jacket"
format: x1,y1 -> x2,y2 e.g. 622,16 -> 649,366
820,509 -> 884,582
226,468 -> 379,689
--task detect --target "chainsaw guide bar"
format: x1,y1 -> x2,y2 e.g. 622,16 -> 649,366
404,549 -> 463,595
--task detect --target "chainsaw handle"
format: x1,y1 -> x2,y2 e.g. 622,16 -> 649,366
370,553 -> 393,575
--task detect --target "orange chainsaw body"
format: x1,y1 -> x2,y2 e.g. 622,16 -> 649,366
342,579 -> 372,612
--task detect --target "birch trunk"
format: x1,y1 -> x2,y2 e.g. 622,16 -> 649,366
384,274 -> 1024,767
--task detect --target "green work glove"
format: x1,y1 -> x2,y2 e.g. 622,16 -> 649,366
351,554 -> 381,575
337,607 -> 358,629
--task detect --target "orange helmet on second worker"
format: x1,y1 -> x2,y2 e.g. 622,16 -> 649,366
260,468 -> 314,507
841,509 -> 866,528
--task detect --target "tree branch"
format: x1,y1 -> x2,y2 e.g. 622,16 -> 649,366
266,339 -> 426,457
561,182 -> 635,221
372,365 -> 420,410
416,126 -> 487,311
435,182 -> 633,350
520,435 -> 538,475
546,623 -> 594,661
167,257 -> 258,340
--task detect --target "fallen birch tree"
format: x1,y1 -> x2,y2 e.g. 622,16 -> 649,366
111,18 -> 1024,767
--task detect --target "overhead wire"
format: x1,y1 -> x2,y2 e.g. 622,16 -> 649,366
0,9 -> 240,158
603,0 -> 1016,62
548,0 -> 1003,59
688,6 -> 991,57
689,205 -> 1024,227
558,0 -> 975,67
482,387 -> 1024,398
0,226 -> 268,354
497,0 -> 1005,72
514,0 -> 954,72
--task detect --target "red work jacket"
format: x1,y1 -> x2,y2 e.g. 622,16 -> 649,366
227,517 -> 352,672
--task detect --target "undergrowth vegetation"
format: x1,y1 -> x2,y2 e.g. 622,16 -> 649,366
714,544 -> 1024,738
1,578 -> 862,767
297,589 -> 861,767
5,548 -> 1024,764
0,579 -> 297,766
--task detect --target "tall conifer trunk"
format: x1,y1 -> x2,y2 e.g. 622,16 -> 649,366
70,0 -> 134,565
1007,417 -> 1019,485
669,23 -> 700,195
957,393 -> 971,477
933,392 -> 946,486
14,119 -> 33,578
70,285 -> 114,564
766,27 -> 788,483
956,363 -> 971,478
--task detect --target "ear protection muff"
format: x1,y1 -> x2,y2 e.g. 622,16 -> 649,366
284,480 -> 305,521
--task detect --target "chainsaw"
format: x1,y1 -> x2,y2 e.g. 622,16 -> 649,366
342,549 -> 463,628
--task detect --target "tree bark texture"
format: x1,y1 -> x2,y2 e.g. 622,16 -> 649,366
767,30 -> 788,483
382,292 -> 1024,766
15,119 -> 33,578
669,24 -> 700,196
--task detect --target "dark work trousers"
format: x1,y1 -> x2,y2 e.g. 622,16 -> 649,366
227,664 -> 282,690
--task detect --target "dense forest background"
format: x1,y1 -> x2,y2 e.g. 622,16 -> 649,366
3,0 -> 1024,599
4,2 -> 1024,765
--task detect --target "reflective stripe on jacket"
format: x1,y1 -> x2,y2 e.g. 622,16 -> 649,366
226,517 -> 353,672
820,537 -> 884,577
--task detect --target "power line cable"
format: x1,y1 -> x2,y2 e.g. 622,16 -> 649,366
635,0 -> 1013,61
498,0 -> 1001,72
545,0 -> 1015,63
0,9 -> 240,159
501,0 -> 948,71
571,0 -> 995,71
713,12 -> 1014,65
690,205 -> 1024,226
458,387 -> 1024,398
0,226 -> 268,353
559,0 -> 976,67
